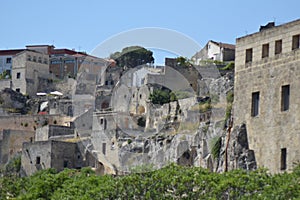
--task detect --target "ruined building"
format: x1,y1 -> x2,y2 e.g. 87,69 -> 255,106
234,19 -> 300,173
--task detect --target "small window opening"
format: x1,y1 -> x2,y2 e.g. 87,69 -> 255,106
102,143 -> 106,155
6,58 -> 11,64
275,40 -> 282,55
281,148 -> 287,170
251,92 -> 260,117
262,43 -> 269,58
36,156 -> 41,165
64,160 -> 68,168
292,34 -> 300,50
245,48 -> 253,63
281,85 -> 290,111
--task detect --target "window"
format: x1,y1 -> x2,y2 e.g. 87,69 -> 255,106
16,88 -> 20,92
6,58 -> 11,64
27,55 -> 31,61
100,118 -> 107,129
38,57 -> 42,63
43,58 -> 48,64
16,72 -> 21,79
262,43 -> 269,58
64,160 -> 68,168
36,156 -> 41,165
281,148 -> 287,170
102,143 -> 106,155
65,60 -> 74,63
33,56 -> 37,62
251,92 -> 260,117
281,85 -> 290,111
275,40 -> 282,55
292,35 -> 300,50
245,48 -> 253,63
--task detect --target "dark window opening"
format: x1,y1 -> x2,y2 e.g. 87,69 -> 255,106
16,88 -> 20,92
38,57 -> 42,63
104,119 -> 107,130
36,156 -> 41,165
281,85 -> 290,111
281,148 -> 287,170
102,143 -> 106,155
251,92 -> 260,117
100,118 -> 104,124
275,40 -> 282,55
292,35 -> 300,50
27,55 -> 31,61
262,43 -> 269,58
64,160 -> 68,168
33,56 -> 37,62
16,72 -> 21,79
6,58 -> 11,64
140,94 -> 142,99
245,48 -> 253,63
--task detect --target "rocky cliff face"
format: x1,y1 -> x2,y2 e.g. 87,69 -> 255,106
113,71 -> 254,173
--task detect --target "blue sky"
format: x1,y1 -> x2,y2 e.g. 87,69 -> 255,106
1,0 -> 300,64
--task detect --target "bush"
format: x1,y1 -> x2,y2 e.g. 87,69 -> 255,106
149,89 -> 170,105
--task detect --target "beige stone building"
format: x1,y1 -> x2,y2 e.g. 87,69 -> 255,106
12,50 -> 49,96
234,19 -> 300,173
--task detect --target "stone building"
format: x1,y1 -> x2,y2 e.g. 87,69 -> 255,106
11,50 -> 50,96
0,49 -> 25,75
192,40 -> 235,64
234,19 -> 300,173
21,124 -> 102,176
21,140 -> 100,176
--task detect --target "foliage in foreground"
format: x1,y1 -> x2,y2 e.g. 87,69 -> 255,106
1,164 -> 300,199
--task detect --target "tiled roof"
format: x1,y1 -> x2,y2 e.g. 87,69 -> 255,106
210,40 -> 235,50
0,49 -> 25,56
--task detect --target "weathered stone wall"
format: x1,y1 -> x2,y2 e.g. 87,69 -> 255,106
12,50 -> 49,96
0,79 -> 11,91
21,140 -> 85,176
35,125 -> 74,141
21,140 -> 52,176
1,129 -> 35,165
0,114 -> 71,132
234,19 -> 300,173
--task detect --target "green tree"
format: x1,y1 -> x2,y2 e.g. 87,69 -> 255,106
149,89 -> 171,105
110,46 -> 154,68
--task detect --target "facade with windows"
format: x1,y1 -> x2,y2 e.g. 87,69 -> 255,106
0,49 -> 25,75
12,50 -> 49,96
234,19 -> 300,173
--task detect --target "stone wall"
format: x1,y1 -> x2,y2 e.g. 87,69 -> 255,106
0,114 -> 71,132
21,140 -> 86,176
234,19 -> 300,173
35,125 -> 74,141
0,79 -> 11,91
1,129 -> 35,165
